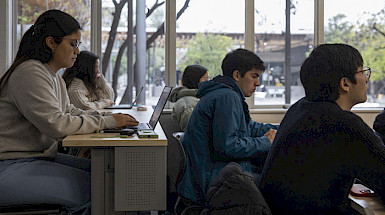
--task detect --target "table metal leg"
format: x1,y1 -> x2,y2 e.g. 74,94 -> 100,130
91,149 -> 106,215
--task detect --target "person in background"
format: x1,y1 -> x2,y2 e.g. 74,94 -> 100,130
62,50 -> 115,110
259,43 -> 385,214
373,108 -> 385,143
0,10 -> 138,215
169,64 -> 209,130
177,48 -> 278,205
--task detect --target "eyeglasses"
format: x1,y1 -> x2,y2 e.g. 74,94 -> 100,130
62,38 -> 81,51
356,67 -> 371,79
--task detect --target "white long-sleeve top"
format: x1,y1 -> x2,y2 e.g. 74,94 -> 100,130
67,76 -> 114,110
0,59 -> 116,160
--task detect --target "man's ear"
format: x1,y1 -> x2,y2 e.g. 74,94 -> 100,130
45,36 -> 56,51
339,77 -> 350,93
232,70 -> 240,81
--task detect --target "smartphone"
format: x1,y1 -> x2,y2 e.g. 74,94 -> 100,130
350,183 -> 376,197
137,130 -> 158,138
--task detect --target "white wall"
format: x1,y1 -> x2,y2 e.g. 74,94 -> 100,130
250,108 -> 383,129
164,107 -> 382,129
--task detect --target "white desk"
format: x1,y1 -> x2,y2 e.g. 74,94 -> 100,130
63,107 -> 167,214
349,193 -> 385,215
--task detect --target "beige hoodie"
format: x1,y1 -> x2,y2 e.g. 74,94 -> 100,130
0,60 -> 116,160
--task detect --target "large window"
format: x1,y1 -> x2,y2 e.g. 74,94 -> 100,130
324,0 -> 385,108
102,0 -> 165,106
11,0 -> 385,108
254,0 -> 313,106
176,0 -> 244,83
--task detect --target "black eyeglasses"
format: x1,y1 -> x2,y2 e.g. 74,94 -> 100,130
62,38 -> 81,51
356,67 -> 371,79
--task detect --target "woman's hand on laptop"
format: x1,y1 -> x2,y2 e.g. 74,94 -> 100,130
113,113 -> 139,127
106,99 -> 115,105
117,113 -> 135,119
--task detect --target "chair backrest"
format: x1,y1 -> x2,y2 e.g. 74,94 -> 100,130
159,113 -> 184,193
172,131 -> 185,142
172,132 -> 187,185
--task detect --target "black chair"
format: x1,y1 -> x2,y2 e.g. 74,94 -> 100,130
172,132 -> 187,215
172,132 -> 205,215
159,113 -> 204,214
172,132 -> 187,187
159,113 -> 184,213
0,204 -> 66,215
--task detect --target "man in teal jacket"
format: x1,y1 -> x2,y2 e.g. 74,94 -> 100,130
177,48 -> 278,204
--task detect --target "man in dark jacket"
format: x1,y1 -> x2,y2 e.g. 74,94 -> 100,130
177,48 -> 278,204
259,43 -> 385,214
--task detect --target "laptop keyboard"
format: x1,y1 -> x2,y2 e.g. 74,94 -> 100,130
105,104 -> 133,109
137,123 -> 151,130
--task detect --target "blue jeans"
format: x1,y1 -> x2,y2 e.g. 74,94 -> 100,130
0,153 -> 91,215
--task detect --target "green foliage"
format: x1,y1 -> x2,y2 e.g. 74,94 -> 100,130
148,7 -> 164,28
325,10 -> 385,82
178,33 -> 233,77
358,10 -> 385,82
325,14 -> 357,44
153,47 -> 166,71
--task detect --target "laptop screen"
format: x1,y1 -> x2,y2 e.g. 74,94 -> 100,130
148,86 -> 173,129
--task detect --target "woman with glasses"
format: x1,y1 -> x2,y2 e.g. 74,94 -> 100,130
63,51 -> 115,110
169,64 -> 209,130
0,10 -> 138,214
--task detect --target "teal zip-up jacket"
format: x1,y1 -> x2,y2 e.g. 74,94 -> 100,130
177,76 -> 278,204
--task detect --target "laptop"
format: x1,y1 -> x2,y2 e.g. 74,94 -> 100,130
105,86 -> 144,109
101,86 -> 172,132
131,85 -> 172,130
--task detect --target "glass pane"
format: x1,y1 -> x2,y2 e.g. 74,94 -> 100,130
17,0 -> 91,52
102,0 -> 165,106
324,0 -> 385,108
254,0 -> 314,105
146,0 -> 166,106
176,0 -> 244,84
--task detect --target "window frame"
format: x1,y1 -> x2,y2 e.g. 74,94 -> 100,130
1,0 -> 17,76
4,0 -> 326,109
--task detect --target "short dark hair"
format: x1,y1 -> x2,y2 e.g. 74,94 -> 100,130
63,51 -> 100,98
300,43 -> 363,102
221,48 -> 265,78
181,65 -> 208,89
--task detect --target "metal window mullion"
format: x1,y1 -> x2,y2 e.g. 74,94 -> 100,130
165,0 -> 176,88
245,0 -> 256,108
91,0 -> 102,62
314,0 -> 324,45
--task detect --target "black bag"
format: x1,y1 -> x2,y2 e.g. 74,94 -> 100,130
200,162 -> 272,215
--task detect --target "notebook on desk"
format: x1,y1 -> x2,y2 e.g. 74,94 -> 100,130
101,86 -> 172,133
105,86 -> 144,109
